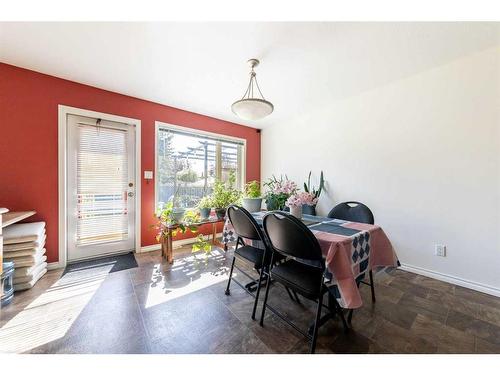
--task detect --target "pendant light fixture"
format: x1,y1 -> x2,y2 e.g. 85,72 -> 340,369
231,58 -> 274,121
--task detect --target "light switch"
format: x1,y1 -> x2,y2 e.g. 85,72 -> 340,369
144,171 -> 153,180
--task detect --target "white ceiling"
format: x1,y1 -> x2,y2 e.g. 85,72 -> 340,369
0,22 -> 498,129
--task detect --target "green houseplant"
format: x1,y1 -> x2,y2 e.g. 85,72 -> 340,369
170,189 -> 186,222
151,204 -> 211,256
197,196 -> 212,220
303,171 -> 325,215
153,203 -> 199,239
263,175 -> 297,211
242,180 -> 262,213
211,173 -> 242,219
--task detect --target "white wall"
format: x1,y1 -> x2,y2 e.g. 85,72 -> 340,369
262,46 -> 500,294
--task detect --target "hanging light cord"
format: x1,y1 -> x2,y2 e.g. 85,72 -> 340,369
241,67 -> 266,101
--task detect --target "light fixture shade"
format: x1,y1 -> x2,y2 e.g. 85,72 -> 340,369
232,58 -> 273,121
231,98 -> 274,121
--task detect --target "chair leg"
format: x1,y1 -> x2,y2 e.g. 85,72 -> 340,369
337,305 -> 349,333
292,290 -> 301,304
251,267 -> 267,320
259,271 -> 273,326
347,309 -> 354,325
225,257 -> 236,295
329,294 -> 349,332
369,270 -> 376,302
284,286 -> 296,302
310,293 -> 324,354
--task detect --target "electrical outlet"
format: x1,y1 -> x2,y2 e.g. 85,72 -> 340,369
435,244 -> 446,257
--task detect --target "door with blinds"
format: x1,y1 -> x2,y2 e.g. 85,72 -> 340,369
67,114 -> 136,261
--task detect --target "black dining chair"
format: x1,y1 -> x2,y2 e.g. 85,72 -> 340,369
260,211 -> 347,354
225,205 -> 271,320
327,201 -> 374,225
327,201 -> 376,322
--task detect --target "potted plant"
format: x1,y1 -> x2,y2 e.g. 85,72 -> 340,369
303,171 -> 325,215
211,172 -> 242,219
152,206 -> 212,257
285,191 -> 319,219
197,196 -> 212,220
242,180 -> 262,213
153,203 -> 198,235
263,175 -> 297,211
170,189 -> 186,222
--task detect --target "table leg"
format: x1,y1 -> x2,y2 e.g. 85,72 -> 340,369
167,229 -> 174,264
211,223 -> 217,245
161,234 -> 167,259
211,222 -> 225,249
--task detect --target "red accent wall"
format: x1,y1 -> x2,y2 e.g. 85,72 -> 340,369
0,63 -> 261,263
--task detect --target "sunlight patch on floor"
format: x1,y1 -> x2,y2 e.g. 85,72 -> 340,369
0,264 -> 113,353
144,250 -> 230,309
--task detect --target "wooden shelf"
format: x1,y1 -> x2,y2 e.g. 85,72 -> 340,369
1,211 -> 36,228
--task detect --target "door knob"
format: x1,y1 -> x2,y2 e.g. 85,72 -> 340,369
128,192 -> 135,197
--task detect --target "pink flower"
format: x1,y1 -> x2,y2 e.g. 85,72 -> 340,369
285,192 -> 318,208
272,180 -> 297,195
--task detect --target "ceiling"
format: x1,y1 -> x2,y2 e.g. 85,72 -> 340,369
0,22 -> 498,129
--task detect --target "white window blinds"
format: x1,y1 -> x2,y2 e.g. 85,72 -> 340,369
76,124 -> 129,246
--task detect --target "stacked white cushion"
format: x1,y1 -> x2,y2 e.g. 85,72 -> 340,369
14,268 -> 47,291
3,243 -> 46,258
2,221 -> 48,290
14,261 -> 48,278
3,235 -> 46,252
4,249 -> 46,267
3,222 -> 46,244
13,262 -> 48,284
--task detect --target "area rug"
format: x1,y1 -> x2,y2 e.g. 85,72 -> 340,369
62,252 -> 138,276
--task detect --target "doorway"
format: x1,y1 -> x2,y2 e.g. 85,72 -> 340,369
59,106 -> 141,265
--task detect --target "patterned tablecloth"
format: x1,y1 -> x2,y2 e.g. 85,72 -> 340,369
222,211 -> 399,309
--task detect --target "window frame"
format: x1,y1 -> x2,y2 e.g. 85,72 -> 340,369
154,121 -> 247,211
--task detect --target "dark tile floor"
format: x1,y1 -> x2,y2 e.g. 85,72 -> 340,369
1,246 -> 500,354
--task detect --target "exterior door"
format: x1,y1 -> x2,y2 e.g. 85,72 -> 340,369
67,114 -> 136,261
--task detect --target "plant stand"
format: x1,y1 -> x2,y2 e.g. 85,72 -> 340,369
160,218 -> 226,264
161,228 -> 174,264
211,222 -> 225,249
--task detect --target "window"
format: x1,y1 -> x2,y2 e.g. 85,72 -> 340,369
156,123 -> 245,209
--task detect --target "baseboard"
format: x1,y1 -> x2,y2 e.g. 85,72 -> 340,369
47,261 -> 63,270
139,244 -> 161,253
140,233 -> 223,253
399,263 -> 500,298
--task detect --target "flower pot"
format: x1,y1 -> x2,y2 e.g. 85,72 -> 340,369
215,208 -> 227,220
265,196 -> 286,211
290,205 -> 302,219
199,207 -> 211,220
242,197 -> 262,213
302,204 -> 316,216
265,197 -> 278,211
171,208 -> 185,222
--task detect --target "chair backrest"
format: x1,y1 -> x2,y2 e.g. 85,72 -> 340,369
227,205 -> 264,241
263,212 -> 323,262
327,201 -> 374,224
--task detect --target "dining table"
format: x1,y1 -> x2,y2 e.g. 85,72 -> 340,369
221,211 -> 399,310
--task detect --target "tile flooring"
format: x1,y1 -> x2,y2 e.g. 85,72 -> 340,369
1,246 -> 500,354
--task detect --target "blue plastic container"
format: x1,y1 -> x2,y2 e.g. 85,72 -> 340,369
1,261 -> 15,307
